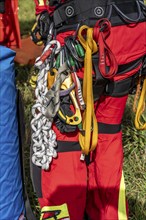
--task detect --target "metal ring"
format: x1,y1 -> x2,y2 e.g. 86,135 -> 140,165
65,6 -> 75,17
94,7 -> 104,17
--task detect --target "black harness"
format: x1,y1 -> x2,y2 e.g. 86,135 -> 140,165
52,0 -> 146,32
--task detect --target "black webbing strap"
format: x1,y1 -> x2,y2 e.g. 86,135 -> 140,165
17,90 -> 37,220
98,122 -> 121,134
0,0 -> 5,13
57,122 -> 121,152
105,56 -> 146,97
53,0 -> 146,32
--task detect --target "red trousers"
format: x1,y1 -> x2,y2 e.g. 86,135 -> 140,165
32,95 -> 128,220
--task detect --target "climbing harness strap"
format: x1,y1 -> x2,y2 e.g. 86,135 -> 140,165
53,0 -> 146,33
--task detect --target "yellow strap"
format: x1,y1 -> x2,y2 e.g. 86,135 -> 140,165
40,203 -> 70,220
134,78 -> 146,130
118,171 -> 128,220
78,25 -> 98,155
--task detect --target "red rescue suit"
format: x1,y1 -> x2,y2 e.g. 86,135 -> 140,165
31,1 -> 146,220
0,0 -> 21,48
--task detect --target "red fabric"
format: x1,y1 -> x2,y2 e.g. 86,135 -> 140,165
38,96 -> 128,220
86,95 -> 128,220
106,22 -> 146,65
0,0 -> 21,48
35,12 -> 145,220
39,151 -> 87,220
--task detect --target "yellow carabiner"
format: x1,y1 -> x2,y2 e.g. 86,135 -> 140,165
58,74 -> 82,125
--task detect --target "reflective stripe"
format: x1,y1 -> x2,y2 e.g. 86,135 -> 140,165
118,171 -> 128,220
40,203 -> 70,220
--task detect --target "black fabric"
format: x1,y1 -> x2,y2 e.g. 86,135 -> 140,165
57,140 -> 81,152
0,0 -> 5,14
92,57 -> 144,98
17,90 -> 37,220
105,56 -> 146,97
56,122 -> 121,152
30,158 -> 42,198
53,0 -> 146,33
98,122 -> 121,134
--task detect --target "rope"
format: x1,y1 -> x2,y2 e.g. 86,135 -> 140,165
78,25 -> 98,155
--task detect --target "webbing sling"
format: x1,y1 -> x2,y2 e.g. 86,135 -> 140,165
135,78 -> 146,129
78,25 -> 98,155
93,19 -> 118,79
78,18 -> 120,154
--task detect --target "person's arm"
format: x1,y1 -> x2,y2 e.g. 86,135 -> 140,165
33,0 -> 48,15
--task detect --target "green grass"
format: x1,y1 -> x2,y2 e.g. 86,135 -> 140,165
17,0 -> 146,219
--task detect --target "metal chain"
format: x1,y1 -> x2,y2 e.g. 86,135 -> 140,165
31,66 -> 57,170
31,40 -> 61,170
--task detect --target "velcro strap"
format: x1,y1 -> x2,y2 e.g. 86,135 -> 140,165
56,122 -> 121,152
53,0 -> 146,32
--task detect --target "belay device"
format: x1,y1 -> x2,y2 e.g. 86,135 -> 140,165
29,0 -> 146,219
